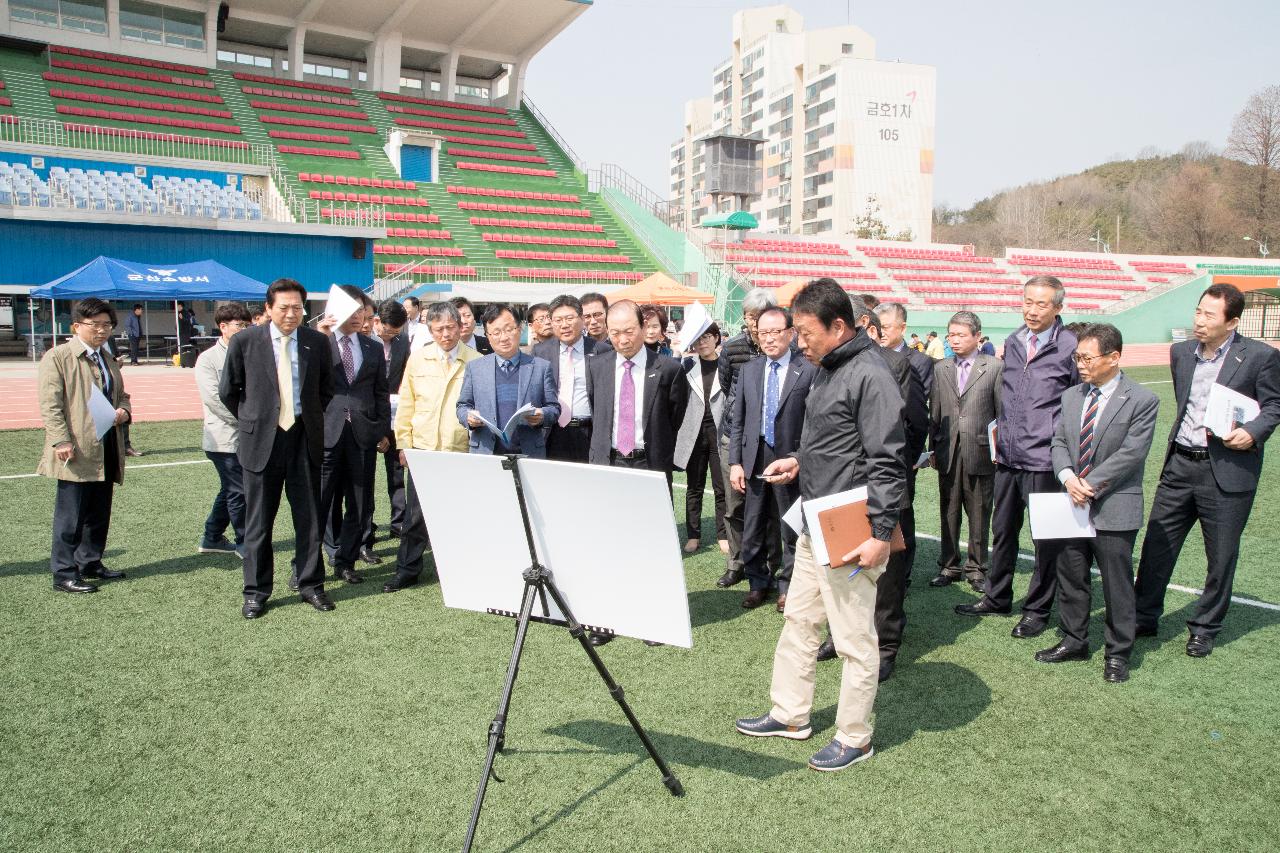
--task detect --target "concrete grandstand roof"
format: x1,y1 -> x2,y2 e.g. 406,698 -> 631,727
223,0 -> 591,78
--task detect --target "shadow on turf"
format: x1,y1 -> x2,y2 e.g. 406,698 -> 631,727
124,445 -> 202,460
686,587 -> 756,628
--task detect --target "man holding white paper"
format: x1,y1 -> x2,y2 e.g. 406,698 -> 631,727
456,304 -> 558,458
1135,284 -> 1280,657
735,278 -> 905,772
38,298 -> 132,594
1040,324 -> 1158,683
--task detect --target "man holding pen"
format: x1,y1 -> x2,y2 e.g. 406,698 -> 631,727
38,297 -> 132,594
735,278 -> 906,771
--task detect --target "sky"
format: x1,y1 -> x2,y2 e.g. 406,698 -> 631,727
525,0 -> 1280,210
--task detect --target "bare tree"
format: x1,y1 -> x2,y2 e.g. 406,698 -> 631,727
1226,85 -> 1280,236
1154,162 -> 1240,254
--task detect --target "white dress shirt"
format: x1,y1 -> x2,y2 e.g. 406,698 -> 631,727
560,338 -> 591,418
612,350 -> 646,451
336,331 -> 363,376
269,322 -> 302,413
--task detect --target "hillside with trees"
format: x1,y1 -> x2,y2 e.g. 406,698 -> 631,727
933,87 -> 1279,259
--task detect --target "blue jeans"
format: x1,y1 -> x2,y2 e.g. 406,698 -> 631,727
204,451 -> 246,545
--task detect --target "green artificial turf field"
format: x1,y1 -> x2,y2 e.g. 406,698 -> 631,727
2,364 -> 1278,851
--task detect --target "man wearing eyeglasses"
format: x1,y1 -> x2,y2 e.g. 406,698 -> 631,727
1041,324 -> 1159,683
957,276 -> 1079,641
580,292 -> 612,352
194,302 -> 253,560
533,294 -> 602,463
37,297 -> 132,594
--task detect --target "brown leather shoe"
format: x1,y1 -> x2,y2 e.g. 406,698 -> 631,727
742,589 -> 769,609
776,594 -> 787,613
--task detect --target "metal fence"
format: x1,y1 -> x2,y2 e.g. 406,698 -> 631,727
520,93 -> 586,174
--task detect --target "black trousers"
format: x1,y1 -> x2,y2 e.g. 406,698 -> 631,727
50,432 -> 118,584
127,335 -> 141,364
720,435 -> 779,576
938,455 -> 994,579
203,450 -> 245,546
547,420 -> 592,463
393,465 -> 432,583
683,418 -> 726,541
1135,452 -> 1258,638
318,424 -> 377,571
981,464 -> 1063,619
1057,529 -> 1138,659
741,443 -> 798,593
876,469 -> 919,662
242,424 -> 323,603
383,445 -> 406,530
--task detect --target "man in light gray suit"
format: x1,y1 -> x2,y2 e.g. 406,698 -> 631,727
456,303 -> 559,458
1039,323 -> 1159,683
926,311 -> 1001,591
194,302 -> 252,558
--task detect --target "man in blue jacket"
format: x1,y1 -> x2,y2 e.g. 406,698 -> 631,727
956,276 -> 1078,640
456,303 -> 559,458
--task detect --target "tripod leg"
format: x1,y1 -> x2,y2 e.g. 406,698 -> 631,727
539,578 -> 685,797
463,576 -> 541,853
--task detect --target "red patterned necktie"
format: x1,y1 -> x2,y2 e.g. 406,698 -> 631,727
340,334 -> 356,384
1078,386 -> 1102,478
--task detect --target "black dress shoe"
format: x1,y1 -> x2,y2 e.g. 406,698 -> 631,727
382,575 -> 419,593
716,569 -> 744,588
242,599 -> 265,619
301,591 -> 336,612
358,547 -> 382,565
588,631 -> 614,647
287,575 -> 300,592
1186,634 -> 1214,657
1103,657 -> 1130,683
53,578 -> 97,594
1011,617 -> 1048,639
742,589 -> 769,609
967,576 -> 987,593
389,526 -> 403,539
81,566 -> 125,580
1034,642 -> 1088,664
338,568 -> 364,584
955,599 -> 1012,617
816,636 -> 837,661
928,572 -> 959,588
1135,624 -> 1158,638
878,658 -> 895,683
644,640 -> 664,647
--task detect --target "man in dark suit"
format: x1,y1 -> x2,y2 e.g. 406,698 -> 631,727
926,311 -> 1001,590
1040,323 -> 1159,683
1135,283 -> 1280,657
956,276 -> 1079,642
729,306 -> 816,611
124,304 -> 143,365
580,292 -> 611,349
584,299 -> 688,646
451,296 -> 493,355
456,303 -> 559,457
533,294 -> 600,463
220,278 -> 335,619
312,286 -> 390,585
373,300 -> 410,537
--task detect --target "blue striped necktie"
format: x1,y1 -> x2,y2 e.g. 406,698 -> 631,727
1078,386 -> 1102,477
764,361 -> 780,447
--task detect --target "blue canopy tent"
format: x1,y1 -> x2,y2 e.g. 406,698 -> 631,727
29,257 -> 268,362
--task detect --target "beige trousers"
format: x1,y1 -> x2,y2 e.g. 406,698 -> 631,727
769,533 -> 886,748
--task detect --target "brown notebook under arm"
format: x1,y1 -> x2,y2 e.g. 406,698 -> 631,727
816,500 -> 906,568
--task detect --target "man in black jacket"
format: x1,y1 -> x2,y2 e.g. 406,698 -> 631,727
219,278 -> 334,619
736,278 -> 906,772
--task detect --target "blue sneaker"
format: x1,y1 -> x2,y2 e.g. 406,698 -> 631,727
735,713 -> 812,740
198,537 -> 237,555
808,739 -> 874,772
233,544 -> 245,561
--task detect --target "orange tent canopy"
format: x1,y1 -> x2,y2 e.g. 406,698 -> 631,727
773,278 -> 809,308
606,272 -> 715,306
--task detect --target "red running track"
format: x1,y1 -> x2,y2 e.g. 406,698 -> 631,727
1,366 -> 201,430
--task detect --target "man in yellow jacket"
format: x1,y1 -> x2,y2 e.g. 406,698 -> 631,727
383,300 -> 481,592
37,297 -> 132,594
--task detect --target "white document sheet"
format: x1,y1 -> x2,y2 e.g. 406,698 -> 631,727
88,385 -> 117,440
322,284 -> 362,328
800,486 -> 869,566
781,497 -> 804,535
672,302 -> 711,353
1204,383 -> 1260,438
471,402 -> 536,445
1028,492 -> 1096,540
987,419 -> 998,463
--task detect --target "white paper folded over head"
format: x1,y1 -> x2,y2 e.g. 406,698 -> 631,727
323,284 -> 362,328
672,302 -> 711,353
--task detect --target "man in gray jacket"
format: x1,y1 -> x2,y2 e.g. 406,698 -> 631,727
195,302 -> 252,558
957,276 -> 1078,640
736,278 -> 906,772
1041,324 -> 1159,683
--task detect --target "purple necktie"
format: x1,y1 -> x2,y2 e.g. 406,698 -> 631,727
617,359 -> 636,455
340,335 -> 356,384
957,359 -> 970,393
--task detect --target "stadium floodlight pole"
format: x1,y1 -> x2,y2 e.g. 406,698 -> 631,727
1089,231 -> 1111,254
1243,236 -> 1270,258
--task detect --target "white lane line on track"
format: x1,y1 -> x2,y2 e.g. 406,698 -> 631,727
671,483 -> 1280,613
